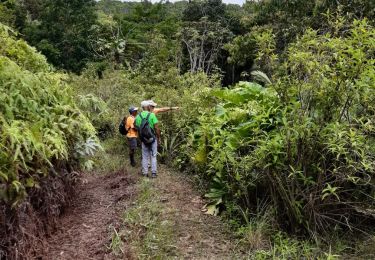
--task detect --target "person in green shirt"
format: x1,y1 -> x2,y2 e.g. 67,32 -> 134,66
135,100 -> 160,178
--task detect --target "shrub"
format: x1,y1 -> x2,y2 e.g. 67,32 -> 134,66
0,23 -> 98,258
0,23 -> 96,206
72,66 -> 219,168
192,19 -> 375,236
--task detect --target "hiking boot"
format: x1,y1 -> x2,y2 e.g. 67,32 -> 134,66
142,173 -> 149,177
130,155 -> 136,167
151,173 -> 157,178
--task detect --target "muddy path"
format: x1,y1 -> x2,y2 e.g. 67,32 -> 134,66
43,170 -> 137,260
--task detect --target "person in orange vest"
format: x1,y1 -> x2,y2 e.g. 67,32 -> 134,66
126,106 -> 138,167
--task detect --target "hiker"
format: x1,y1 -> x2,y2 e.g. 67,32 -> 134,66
135,100 -> 160,178
126,106 -> 138,167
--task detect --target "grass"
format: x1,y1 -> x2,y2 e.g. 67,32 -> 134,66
253,232 -> 320,259
90,136 -> 132,174
221,200 -> 375,259
235,222 -> 375,259
121,178 -> 178,259
236,224 -> 341,259
260,230 -> 375,259
235,219 -> 364,259
107,226 -> 125,256
97,137 -> 179,258
233,211 -> 323,259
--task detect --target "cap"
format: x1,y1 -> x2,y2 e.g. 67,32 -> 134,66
129,106 -> 138,113
141,100 -> 149,108
147,100 -> 157,107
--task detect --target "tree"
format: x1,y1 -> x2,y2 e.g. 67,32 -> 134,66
21,0 -> 98,72
224,32 -> 256,77
243,0 -> 375,52
179,17 -> 232,74
0,0 -> 20,27
182,0 -> 226,22
194,18 -> 375,236
93,1 -> 181,71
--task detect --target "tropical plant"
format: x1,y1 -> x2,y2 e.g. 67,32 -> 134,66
0,20 -> 98,230
193,19 -> 375,237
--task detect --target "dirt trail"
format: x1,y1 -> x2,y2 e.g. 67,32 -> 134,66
43,170 -> 137,260
154,166 -> 241,259
42,166 -> 241,259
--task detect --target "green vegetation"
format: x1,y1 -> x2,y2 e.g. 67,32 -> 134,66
0,22 -> 99,258
0,24 -> 97,206
194,19 -> 375,234
0,0 -> 98,72
107,226 -> 125,256
1,0 -> 375,258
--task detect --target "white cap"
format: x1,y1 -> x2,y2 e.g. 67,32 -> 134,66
147,100 -> 157,107
141,100 -> 149,108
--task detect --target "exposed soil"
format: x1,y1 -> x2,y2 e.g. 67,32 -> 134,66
42,170 -> 137,260
1,170 -> 76,260
38,165 -> 242,260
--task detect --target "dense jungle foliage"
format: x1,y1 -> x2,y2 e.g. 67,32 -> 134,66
195,20 -> 375,235
0,24 -> 98,206
1,0 -> 375,258
0,23 -> 99,258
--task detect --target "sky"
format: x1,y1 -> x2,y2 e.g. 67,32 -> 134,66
120,0 -> 246,6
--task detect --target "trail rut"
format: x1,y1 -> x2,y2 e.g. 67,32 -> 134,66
43,170 -> 137,260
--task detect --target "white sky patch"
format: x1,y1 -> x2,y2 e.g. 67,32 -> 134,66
117,0 -> 245,6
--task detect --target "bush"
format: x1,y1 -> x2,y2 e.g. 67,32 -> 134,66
71,65 -> 220,168
0,23 -> 98,258
192,19 -> 375,237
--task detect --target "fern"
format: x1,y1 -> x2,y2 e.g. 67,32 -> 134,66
0,22 -> 99,206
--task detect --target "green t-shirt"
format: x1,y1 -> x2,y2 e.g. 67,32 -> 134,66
135,111 -> 159,130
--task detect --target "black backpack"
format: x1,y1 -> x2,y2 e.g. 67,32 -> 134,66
118,117 -> 128,135
138,112 -> 156,145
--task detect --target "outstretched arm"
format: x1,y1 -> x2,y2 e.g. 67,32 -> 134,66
154,107 -> 180,114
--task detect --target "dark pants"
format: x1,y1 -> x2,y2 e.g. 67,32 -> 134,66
127,137 -> 137,166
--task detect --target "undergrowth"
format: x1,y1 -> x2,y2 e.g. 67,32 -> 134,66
89,137 -> 129,174
107,226 -> 125,257
0,22 -> 99,258
189,19 -> 375,256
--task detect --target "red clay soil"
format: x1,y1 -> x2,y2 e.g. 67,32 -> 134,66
42,170 -> 137,260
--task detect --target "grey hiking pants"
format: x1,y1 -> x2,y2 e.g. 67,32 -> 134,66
141,141 -> 157,175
